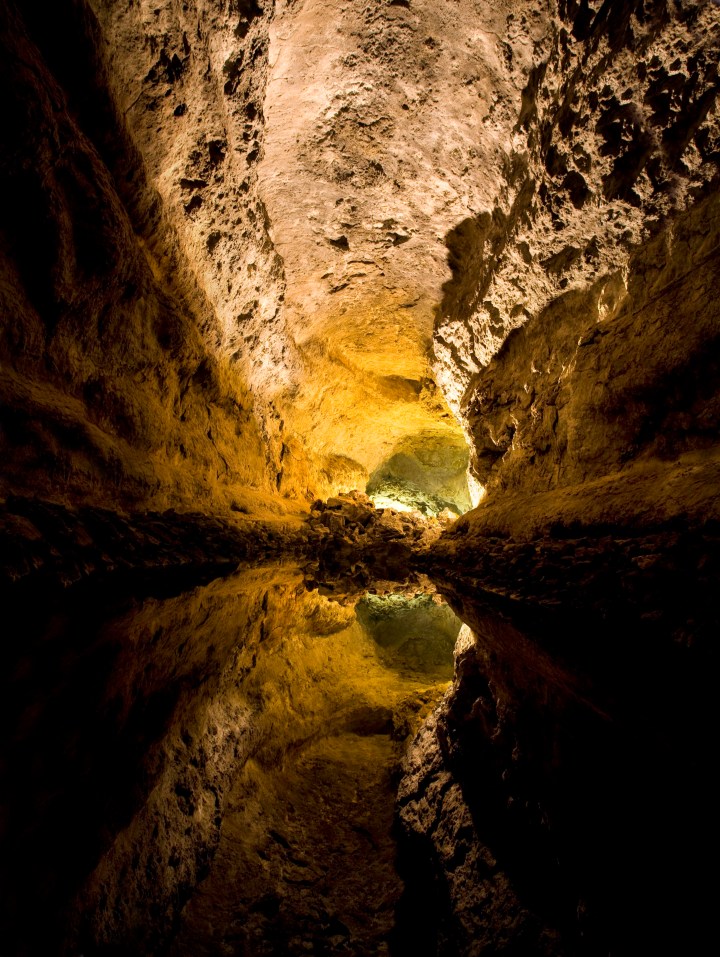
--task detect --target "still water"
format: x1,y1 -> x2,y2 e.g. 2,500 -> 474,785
1,563 -> 460,956
1,560 -> 712,956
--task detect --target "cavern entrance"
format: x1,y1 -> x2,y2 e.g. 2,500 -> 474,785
366,432 -> 473,516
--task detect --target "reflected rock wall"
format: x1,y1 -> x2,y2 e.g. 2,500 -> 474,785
2,564 -> 456,955
397,582 -> 715,956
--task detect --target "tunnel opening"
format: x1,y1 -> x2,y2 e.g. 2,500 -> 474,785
366,431 -> 474,517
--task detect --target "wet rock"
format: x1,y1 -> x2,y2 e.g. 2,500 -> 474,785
0,495 -> 307,593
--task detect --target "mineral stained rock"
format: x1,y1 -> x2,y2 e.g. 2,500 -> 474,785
4,0 -> 717,532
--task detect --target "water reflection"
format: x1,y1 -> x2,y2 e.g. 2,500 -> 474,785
356,593 -> 460,681
1,560 -> 711,957
1,563 -> 456,957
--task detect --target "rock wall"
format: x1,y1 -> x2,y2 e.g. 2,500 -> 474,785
0,0 -> 300,514
83,0 -> 314,497
433,190 -> 720,622
463,191 -> 720,504
434,0 -> 720,564
256,0 -> 552,487
436,0 -> 720,412
72,0 -> 573,502
3,0 -> 718,518
1,0 -> 555,515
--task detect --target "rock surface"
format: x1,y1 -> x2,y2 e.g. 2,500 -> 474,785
430,0 -> 720,632
436,0 -> 720,411
0,494 -> 306,591
256,0 -> 548,486
456,189 -> 720,518
4,0 -> 718,537
303,490 -> 454,594
0,0 -> 285,513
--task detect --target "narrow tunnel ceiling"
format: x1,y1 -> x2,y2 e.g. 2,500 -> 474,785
257,0 -> 533,485
83,0 -> 545,500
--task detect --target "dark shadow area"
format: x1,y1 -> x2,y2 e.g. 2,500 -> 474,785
394,573 -> 717,956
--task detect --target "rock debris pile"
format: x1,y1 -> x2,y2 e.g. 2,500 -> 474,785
303,491 -> 457,594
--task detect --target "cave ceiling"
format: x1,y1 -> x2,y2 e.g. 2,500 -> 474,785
84,0 -> 554,501
1,0 -> 719,518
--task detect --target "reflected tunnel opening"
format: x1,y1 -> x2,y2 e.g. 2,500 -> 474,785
356,591 -> 462,682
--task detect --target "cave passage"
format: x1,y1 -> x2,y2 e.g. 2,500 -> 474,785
1,0 -> 718,954
365,432 -> 474,517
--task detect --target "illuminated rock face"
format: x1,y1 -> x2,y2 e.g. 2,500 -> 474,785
0,0 -> 550,511
437,189 -> 720,554
4,0 -> 717,527
367,431 -> 472,515
435,0 -> 720,542
435,0 -> 720,410
40,0 -> 525,505
255,0 -> 547,488
0,0 -> 277,514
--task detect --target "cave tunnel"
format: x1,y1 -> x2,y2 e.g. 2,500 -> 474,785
1,0 -> 719,955
365,431 -> 474,516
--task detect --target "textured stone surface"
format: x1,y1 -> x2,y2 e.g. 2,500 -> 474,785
433,181 -> 720,629
431,0 -> 720,627
256,0 -> 550,484
6,0 -> 717,527
435,0 -> 720,412
460,191 -> 720,507
0,0 -> 285,513
303,490 -> 455,595
0,494 -> 306,591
